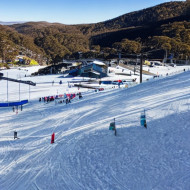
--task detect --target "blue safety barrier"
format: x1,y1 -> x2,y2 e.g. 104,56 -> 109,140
0,100 -> 28,107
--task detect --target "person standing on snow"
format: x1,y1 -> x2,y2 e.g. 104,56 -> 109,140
79,92 -> 82,99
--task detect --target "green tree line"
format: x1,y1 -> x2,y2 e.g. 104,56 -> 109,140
1,1 -> 190,63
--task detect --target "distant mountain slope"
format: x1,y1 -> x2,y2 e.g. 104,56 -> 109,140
11,2 -> 186,36
77,1 -> 186,35
11,21 -> 81,38
1,1 -> 189,62
90,14 -> 190,47
0,21 -> 26,25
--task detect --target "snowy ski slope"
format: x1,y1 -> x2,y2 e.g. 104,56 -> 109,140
0,68 -> 190,190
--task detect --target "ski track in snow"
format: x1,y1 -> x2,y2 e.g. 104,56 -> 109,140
0,70 -> 190,189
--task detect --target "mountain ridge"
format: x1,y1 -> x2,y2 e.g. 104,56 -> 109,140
0,1 -> 189,63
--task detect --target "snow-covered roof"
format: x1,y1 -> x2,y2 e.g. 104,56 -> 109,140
91,71 -> 100,75
93,60 -> 106,66
100,75 -> 136,81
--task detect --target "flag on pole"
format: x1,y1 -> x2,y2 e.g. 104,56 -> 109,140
51,133 -> 55,144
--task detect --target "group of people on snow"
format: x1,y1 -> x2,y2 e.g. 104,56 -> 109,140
39,92 -> 83,104
39,96 -> 55,103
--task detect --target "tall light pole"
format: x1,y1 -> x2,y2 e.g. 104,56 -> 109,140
140,54 -> 143,83
118,51 -> 121,65
18,74 -> 21,101
186,55 -> 188,65
29,85 -> 30,101
7,72 -> 8,102
19,81 -> 20,101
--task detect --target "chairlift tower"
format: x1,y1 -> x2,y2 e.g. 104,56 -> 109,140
0,72 -> 36,105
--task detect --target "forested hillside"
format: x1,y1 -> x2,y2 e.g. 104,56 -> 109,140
78,1 -> 186,35
0,1 -> 190,63
0,25 -> 44,65
11,22 -> 90,62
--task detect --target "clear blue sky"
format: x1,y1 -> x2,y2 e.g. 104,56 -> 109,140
0,0 -> 186,24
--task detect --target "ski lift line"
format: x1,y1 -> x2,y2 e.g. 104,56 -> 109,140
0,76 -> 36,86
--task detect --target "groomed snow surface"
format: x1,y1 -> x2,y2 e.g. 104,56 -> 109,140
0,66 -> 190,190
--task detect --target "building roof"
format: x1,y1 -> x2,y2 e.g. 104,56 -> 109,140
93,60 -> 106,66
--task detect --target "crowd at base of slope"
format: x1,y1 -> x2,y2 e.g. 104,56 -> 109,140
39,92 -> 83,105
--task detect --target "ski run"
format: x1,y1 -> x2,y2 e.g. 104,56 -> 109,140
0,65 -> 190,190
